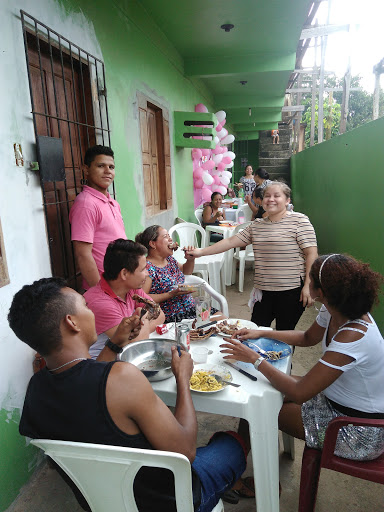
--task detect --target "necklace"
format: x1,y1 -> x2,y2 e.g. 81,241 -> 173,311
48,358 -> 87,373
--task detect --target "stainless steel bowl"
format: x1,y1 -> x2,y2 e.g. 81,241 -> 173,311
119,339 -> 177,381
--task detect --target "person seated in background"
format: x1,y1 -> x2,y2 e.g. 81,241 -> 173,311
84,238 -> 165,359
10,277 -> 249,512
245,187 -> 266,220
136,226 -> 219,323
202,192 -> 226,243
271,129 -> 279,144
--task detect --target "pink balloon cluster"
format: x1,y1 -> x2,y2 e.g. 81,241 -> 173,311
192,104 -> 236,207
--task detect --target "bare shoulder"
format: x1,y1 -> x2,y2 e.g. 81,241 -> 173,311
334,322 -> 368,344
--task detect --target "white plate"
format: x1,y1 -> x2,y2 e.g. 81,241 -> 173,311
190,364 -> 232,393
216,318 -> 258,337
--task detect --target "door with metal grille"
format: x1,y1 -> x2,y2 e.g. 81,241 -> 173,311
21,11 -> 112,290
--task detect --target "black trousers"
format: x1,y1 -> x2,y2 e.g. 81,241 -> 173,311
251,284 -> 305,331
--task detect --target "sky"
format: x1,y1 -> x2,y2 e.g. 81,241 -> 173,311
302,0 -> 384,92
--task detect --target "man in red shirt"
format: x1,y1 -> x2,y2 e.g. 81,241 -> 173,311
84,238 -> 165,359
69,145 -> 126,289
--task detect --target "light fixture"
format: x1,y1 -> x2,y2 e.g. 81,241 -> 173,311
240,80 -> 247,86
249,108 -> 252,117
221,23 -> 234,32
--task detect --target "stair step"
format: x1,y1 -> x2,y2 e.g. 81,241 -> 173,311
259,150 -> 291,159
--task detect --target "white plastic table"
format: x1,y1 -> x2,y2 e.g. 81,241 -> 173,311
152,332 -> 292,512
205,225 -> 237,286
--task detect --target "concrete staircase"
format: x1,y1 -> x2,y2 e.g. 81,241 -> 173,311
258,121 -> 292,183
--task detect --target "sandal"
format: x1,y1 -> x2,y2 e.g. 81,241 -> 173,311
222,490 -> 239,504
232,476 -> 255,499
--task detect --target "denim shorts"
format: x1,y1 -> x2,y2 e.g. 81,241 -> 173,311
192,432 -> 247,512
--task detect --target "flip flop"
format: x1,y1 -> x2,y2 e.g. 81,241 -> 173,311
222,490 -> 240,504
232,476 -> 255,499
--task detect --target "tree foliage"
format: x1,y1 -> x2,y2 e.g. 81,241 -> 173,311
300,75 -> 384,148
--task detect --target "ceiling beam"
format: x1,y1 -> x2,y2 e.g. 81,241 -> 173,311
282,105 -> 305,112
227,110 -> 282,124
185,52 -> 295,78
300,24 -> 349,40
215,95 -> 285,109
235,122 -> 277,132
236,132 -> 260,141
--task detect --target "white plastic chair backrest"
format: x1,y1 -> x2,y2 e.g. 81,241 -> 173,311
184,275 -> 229,317
194,209 -> 203,227
233,222 -> 252,258
236,204 -> 253,223
169,222 -> 206,250
31,440 -> 195,512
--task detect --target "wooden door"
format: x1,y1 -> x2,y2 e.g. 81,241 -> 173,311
27,33 -> 95,289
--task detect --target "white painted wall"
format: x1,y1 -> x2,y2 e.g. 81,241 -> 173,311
0,0 -> 102,414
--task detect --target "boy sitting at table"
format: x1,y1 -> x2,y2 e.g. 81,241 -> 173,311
10,277 -> 249,512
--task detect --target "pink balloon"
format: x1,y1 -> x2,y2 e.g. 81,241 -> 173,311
193,168 -> 204,179
195,103 -> 208,113
193,135 -> 203,140
201,148 -> 211,157
212,145 -> 222,155
220,146 -> 227,153
192,148 -> 202,160
194,179 -> 204,189
202,160 -> 215,171
217,162 -> 226,171
217,186 -> 227,195
221,118 -> 226,127
211,184 -> 218,192
215,123 -> 223,132
201,188 -> 212,202
222,156 -> 232,165
211,169 -> 220,176
213,175 -> 221,185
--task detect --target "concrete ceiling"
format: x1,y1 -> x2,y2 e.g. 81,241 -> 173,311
138,0 -> 312,137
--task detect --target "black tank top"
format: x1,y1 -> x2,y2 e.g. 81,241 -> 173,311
20,359 -> 201,511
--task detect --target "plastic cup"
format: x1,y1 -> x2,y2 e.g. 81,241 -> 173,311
194,296 -> 211,326
193,347 -> 209,364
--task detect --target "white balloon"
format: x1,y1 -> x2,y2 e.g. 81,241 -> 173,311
220,176 -> 230,186
215,110 -> 226,123
202,172 -> 214,186
225,161 -> 234,169
220,134 -> 235,145
217,129 -> 226,140
226,151 -> 236,160
213,136 -> 220,145
212,154 -> 223,165
222,170 -> 232,179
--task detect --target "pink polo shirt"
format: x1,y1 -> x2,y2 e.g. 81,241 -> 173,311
69,186 -> 126,288
84,276 -> 152,335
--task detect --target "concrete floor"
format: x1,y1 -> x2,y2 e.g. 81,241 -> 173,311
7,266 -> 384,512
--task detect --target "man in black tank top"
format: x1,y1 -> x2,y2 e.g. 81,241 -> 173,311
9,278 -> 248,512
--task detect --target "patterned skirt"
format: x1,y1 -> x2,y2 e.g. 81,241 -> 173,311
301,392 -> 384,460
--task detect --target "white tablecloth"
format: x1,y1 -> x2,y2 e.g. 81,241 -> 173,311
205,225 -> 237,286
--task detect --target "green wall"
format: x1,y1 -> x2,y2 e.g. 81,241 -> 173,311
291,117 -> 384,330
65,0 -> 215,231
233,139 -> 259,185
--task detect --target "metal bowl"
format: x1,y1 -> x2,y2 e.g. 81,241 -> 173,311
119,339 -> 177,381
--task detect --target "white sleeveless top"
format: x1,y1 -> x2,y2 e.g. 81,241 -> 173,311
316,307 -> 384,413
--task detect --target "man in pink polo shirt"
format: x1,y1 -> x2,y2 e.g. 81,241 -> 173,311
69,145 -> 126,289
84,238 -> 165,359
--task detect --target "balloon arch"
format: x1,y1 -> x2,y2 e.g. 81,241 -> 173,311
192,103 -> 235,208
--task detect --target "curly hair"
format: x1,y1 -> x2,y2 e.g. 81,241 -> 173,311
310,254 -> 383,318
8,277 -> 76,356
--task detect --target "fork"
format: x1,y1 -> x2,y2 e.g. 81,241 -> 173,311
250,342 -> 268,358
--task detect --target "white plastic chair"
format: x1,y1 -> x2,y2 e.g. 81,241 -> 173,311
31,440 -> 224,512
231,222 -> 254,293
235,204 -> 253,223
194,208 -> 203,227
184,275 -> 229,317
168,223 -> 226,302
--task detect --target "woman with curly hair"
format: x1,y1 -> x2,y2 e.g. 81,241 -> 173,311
221,254 -> 384,461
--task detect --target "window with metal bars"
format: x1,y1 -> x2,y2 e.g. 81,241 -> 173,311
21,10 -> 113,290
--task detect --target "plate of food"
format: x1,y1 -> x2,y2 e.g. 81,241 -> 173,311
189,325 -> 218,342
216,319 -> 258,337
190,364 -> 233,393
244,337 -> 292,361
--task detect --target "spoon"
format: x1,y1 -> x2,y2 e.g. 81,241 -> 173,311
211,374 -> 240,388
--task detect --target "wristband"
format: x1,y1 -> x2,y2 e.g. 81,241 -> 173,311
253,357 -> 265,371
105,338 -> 123,354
